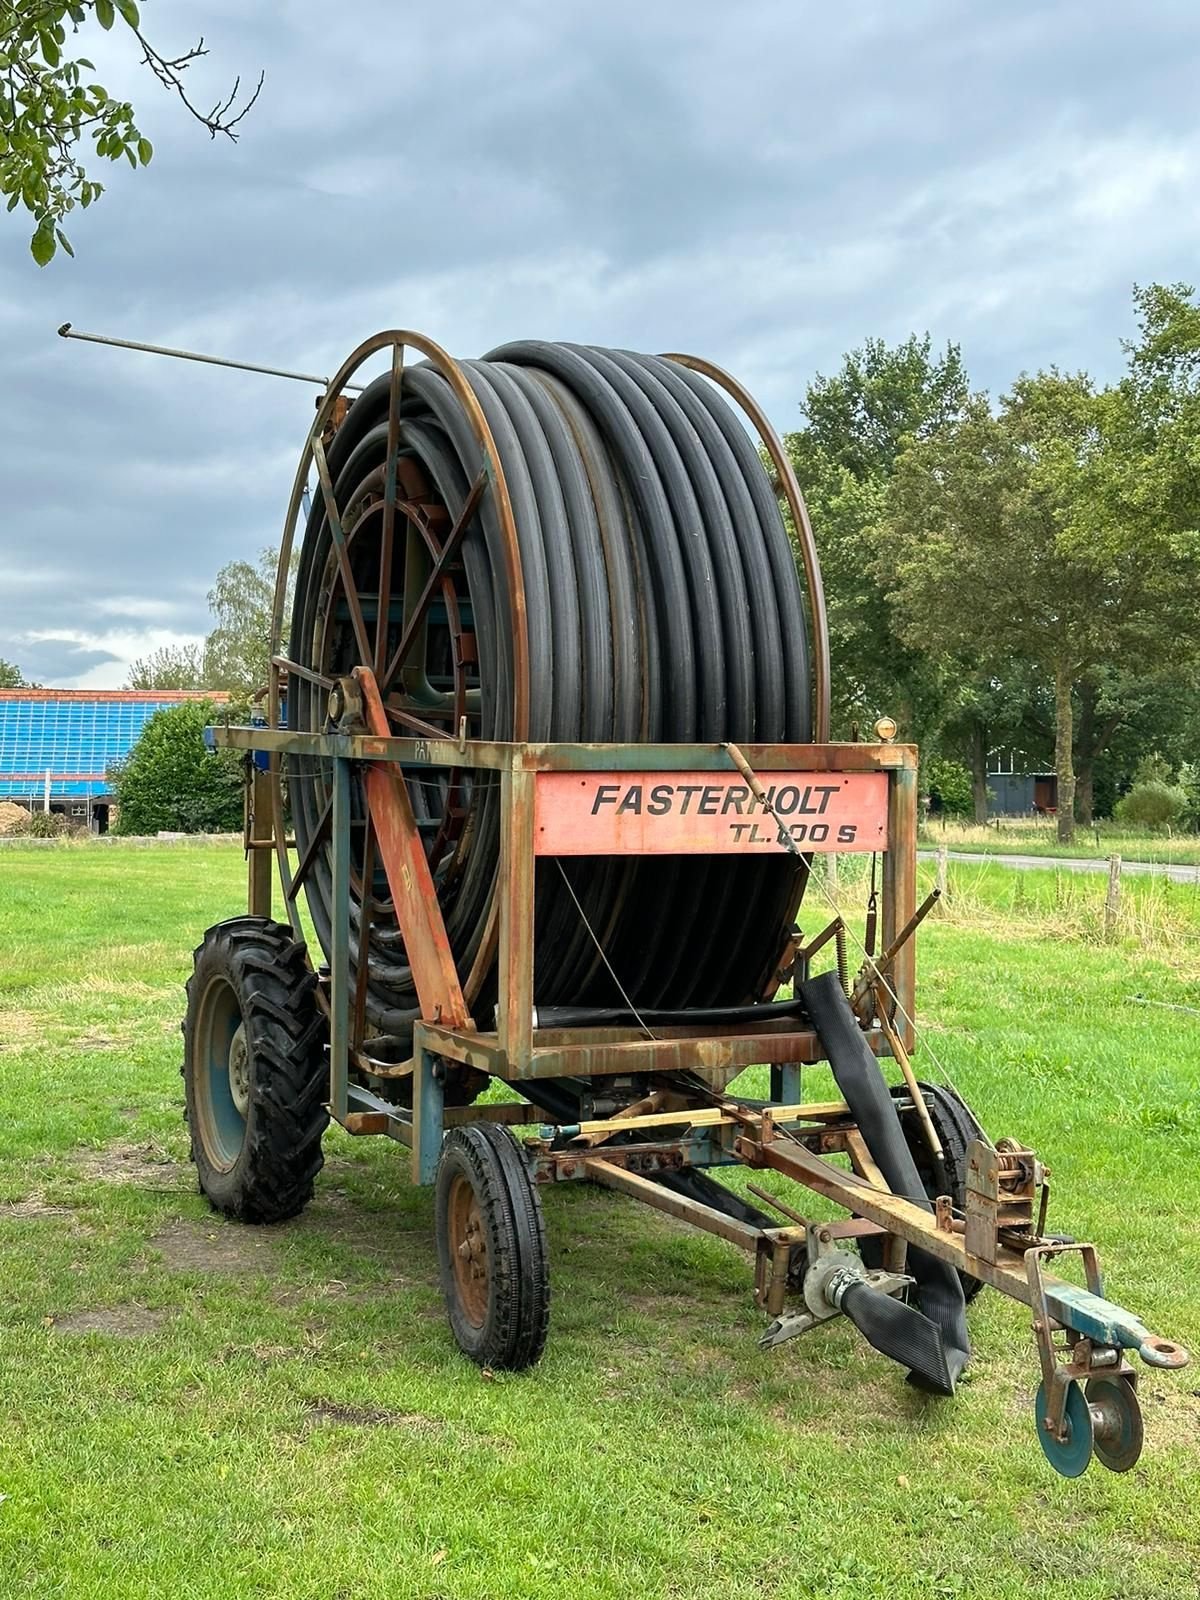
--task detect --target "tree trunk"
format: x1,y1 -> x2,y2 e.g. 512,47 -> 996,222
969,718 -> 989,824
1054,664 -> 1076,845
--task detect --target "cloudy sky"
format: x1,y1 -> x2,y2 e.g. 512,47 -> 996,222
2,0 -> 1197,686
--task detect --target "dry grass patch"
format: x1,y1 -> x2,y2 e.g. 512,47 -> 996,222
306,1400 -> 448,1432
148,1218 -> 278,1275
51,1304 -> 173,1339
0,1007 -> 43,1052
76,1139 -> 183,1186
0,1190 -> 75,1220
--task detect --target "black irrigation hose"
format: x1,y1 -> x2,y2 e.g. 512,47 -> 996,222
532,998 -> 810,1030
288,343 -> 813,1037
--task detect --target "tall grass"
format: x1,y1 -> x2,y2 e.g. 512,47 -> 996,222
920,814 -> 1200,867
818,851 -> 1200,959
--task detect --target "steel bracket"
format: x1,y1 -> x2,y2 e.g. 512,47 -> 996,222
759,1229 -> 913,1350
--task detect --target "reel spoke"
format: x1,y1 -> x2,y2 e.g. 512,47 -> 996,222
312,433 -> 374,670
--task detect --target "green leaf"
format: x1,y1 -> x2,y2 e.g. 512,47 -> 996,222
30,221 -> 56,266
95,0 -> 114,28
54,226 -> 74,258
136,137 -> 152,165
41,32 -> 61,66
115,0 -> 140,25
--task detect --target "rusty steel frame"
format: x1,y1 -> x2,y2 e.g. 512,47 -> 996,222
213,714 -> 1190,1459
213,325 -> 1185,1447
214,721 -> 915,1187
263,330 -> 529,992
731,1118 -> 1188,1376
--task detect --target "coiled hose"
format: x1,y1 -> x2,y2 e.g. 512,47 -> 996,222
287,342 -> 814,1037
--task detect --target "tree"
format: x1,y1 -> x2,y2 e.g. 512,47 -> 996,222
108,699 -> 242,834
202,546 -> 279,696
784,335 -> 971,741
125,641 -> 206,690
0,1 -> 262,263
0,656 -> 31,686
121,545 -> 288,698
883,362 -> 1200,843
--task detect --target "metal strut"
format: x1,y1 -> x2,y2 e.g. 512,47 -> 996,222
57,322 -> 367,391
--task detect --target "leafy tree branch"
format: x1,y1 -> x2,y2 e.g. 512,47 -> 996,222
0,0 -> 262,263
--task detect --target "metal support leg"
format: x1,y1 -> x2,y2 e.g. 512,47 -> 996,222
329,755 -> 351,1124
246,762 -> 273,918
770,1064 -> 801,1104
412,1040 -> 444,1186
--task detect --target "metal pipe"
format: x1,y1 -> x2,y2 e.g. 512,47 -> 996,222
876,887 -> 941,974
57,322 -> 366,391
875,992 -> 944,1162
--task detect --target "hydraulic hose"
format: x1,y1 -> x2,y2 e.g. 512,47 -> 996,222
287,342 -> 814,1035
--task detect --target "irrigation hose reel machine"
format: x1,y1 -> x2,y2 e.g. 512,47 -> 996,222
61,321 -> 1188,1479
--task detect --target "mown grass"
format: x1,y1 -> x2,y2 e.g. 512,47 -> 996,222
921,815 -> 1200,869
0,842 -> 1198,1599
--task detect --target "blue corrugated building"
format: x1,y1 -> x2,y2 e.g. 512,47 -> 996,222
0,689 -> 224,829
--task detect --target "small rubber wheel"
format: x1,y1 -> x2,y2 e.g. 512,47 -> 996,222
182,917 -> 328,1223
434,1124 -> 550,1371
1035,1378 -> 1094,1477
1086,1374 -> 1144,1473
883,1081 -> 988,1303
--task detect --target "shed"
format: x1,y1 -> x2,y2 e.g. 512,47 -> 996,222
0,689 -> 227,831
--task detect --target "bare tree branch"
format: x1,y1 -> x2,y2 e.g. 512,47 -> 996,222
133,29 -> 263,140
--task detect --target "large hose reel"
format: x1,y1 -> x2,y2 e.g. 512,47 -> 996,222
269,333 -> 829,1044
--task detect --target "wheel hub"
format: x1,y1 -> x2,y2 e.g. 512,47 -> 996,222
448,1175 -> 489,1328
228,1023 -> 251,1118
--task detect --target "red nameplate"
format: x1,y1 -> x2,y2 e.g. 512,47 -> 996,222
533,771 -> 888,856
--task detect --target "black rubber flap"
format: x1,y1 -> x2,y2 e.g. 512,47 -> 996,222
799,969 -> 970,1394
840,1282 -> 957,1395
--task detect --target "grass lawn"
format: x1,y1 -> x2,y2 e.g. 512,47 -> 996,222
0,842 -> 1198,1599
921,816 -> 1200,869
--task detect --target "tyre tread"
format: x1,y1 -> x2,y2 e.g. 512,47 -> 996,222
435,1124 -> 550,1371
182,917 -> 328,1224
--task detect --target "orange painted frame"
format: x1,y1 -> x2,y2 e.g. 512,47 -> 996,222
533,770 -> 888,856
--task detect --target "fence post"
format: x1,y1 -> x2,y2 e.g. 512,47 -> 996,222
936,845 -> 948,910
1105,853 -> 1122,941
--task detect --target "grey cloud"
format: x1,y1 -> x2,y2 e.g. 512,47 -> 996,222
1,0 -> 1198,682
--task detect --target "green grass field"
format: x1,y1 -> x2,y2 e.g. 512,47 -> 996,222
921,816 -> 1200,869
1,843 -> 1198,1599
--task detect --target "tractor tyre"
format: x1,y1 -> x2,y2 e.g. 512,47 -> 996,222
182,916 -> 328,1223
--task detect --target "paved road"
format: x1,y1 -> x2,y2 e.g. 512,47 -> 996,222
917,849 -> 1200,885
